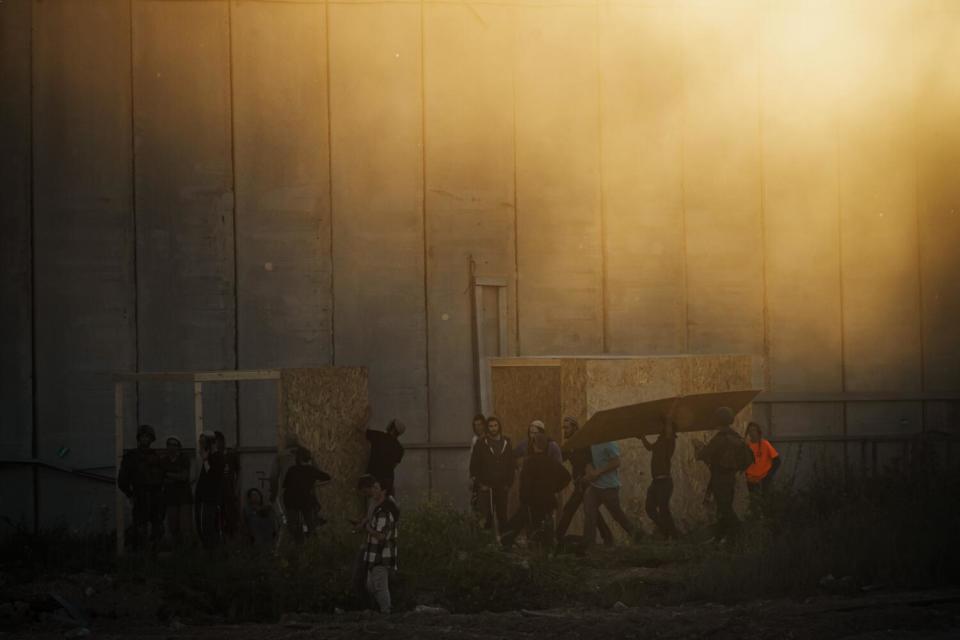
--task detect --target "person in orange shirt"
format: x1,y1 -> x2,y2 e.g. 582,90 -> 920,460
745,422 -> 781,497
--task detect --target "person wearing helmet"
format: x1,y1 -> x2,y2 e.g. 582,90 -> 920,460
355,407 -> 405,497
117,424 -> 164,550
694,406 -> 755,543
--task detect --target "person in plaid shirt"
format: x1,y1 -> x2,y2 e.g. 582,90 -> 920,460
358,475 -> 399,613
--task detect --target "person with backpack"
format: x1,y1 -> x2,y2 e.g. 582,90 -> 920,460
501,431 -> 571,551
694,406 -> 755,543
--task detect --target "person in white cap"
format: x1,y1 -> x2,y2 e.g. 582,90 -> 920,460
514,420 -> 562,463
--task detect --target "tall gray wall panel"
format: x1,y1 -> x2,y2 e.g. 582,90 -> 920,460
329,3 -> 428,496
132,0 -> 237,443
759,2 -> 844,474
424,3 -> 516,446
916,2 -> 960,433
839,1 -> 923,439
231,1 -> 333,449
0,0 -> 33,461
32,0 -> 137,483
515,4 -> 603,356
600,2 -> 686,355
682,4 -> 764,356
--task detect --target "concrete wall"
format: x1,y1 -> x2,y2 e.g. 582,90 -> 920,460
2,0 -> 959,528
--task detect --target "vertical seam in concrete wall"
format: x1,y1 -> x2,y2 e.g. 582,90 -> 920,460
595,0 -> 608,355
227,0 -> 241,446
128,0 -> 141,424
679,0 -> 689,354
28,0 -> 38,533
510,6 -> 520,355
325,0 -> 335,365
419,0 -> 432,497
757,2 -> 772,433
835,119 -> 848,444
909,15 -> 926,431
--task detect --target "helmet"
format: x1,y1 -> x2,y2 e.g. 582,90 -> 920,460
136,424 -> 156,443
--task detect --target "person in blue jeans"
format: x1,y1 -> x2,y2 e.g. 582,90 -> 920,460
577,440 -> 638,555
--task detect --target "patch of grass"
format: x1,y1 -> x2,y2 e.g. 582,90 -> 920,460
681,467 -> 960,602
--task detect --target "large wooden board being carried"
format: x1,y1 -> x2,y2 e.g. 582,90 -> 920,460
489,354 -> 760,534
564,389 -> 762,451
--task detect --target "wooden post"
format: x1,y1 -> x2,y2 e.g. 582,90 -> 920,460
194,381 -> 204,442
114,382 -> 124,556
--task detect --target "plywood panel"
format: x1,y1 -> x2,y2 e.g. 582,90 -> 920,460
0,0 -> 33,458
600,3 -> 685,354
762,0 -> 843,395
280,367 -> 367,520
33,0 -> 137,468
915,1 -> 960,396
232,1 -> 333,448
515,4 -> 603,355
424,2 -> 516,444
330,2 -> 427,440
133,0 -> 236,437
491,365 -> 561,447
683,3 -> 764,355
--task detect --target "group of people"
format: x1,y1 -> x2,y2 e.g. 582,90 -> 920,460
467,406 -> 781,551
117,425 -> 244,550
117,412 -> 406,613
119,403 -> 781,613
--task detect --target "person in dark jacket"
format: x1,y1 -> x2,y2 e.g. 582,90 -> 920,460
159,436 -> 193,545
695,406 -> 754,543
639,417 -> 680,539
117,424 -> 164,550
282,447 -> 332,545
501,432 -> 571,550
556,417 -> 614,546
356,408 -> 405,496
469,415 -> 515,535
214,431 -> 241,540
195,430 -> 225,549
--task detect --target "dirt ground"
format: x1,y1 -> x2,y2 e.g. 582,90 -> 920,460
7,587 -> 960,639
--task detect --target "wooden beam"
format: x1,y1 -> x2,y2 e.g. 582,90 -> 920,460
112,369 -> 281,383
193,382 -> 204,441
488,357 -> 563,367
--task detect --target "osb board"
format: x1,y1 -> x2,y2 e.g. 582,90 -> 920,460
490,365 -> 562,446
559,359 -> 588,426
581,356 -> 754,535
280,367 -> 368,520
490,365 -> 562,516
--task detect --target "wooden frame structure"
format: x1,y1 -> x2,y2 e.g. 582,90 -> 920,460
111,369 -> 282,555
472,276 -> 510,415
